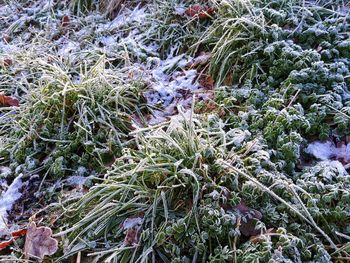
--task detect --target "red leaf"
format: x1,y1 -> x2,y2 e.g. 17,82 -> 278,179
11,228 -> 27,238
0,228 -> 27,251
0,94 -> 19,107
61,15 -> 70,27
0,239 -> 14,250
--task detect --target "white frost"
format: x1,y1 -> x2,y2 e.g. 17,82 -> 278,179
305,141 -> 336,160
122,217 -> 143,229
0,167 -> 11,178
0,175 -> 23,235
306,141 -> 350,162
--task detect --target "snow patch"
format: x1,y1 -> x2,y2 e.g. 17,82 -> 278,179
122,217 -> 143,230
97,5 -> 147,33
306,141 -> 350,162
305,141 -> 335,160
321,160 -> 348,177
0,167 -> 11,178
0,175 -> 23,235
58,41 -> 80,57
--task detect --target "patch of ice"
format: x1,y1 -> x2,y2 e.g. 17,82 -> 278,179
97,5 -> 147,33
174,6 -> 187,16
0,42 -> 19,54
0,167 -> 11,178
336,144 -> 350,162
305,141 -> 335,160
122,217 -> 143,230
100,36 -> 116,46
306,141 -> 350,162
0,175 -> 23,235
142,52 -> 199,107
58,41 -> 80,57
323,160 -> 348,176
76,166 -> 87,177
66,176 -> 88,187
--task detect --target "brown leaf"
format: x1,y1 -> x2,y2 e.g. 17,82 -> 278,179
122,217 -> 143,247
346,135 -> 350,144
24,222 -> 58,261
249,228 -> 276,244
0,94 -> 19,107
198,74 -> 214,90
2,33 -> 11,43
186,52 -> 212,68
3,58 -> 12,67
185,5 -> 215,19
235,201 -> 262,237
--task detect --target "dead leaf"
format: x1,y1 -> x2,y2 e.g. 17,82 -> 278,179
11,228 -> 27,238
235,201 -> 262,237
185,5 -> 215,19
61,15 -> 70,27
0,228 -> 27,251
0,94 -> 19,107
198,74 -> 214,90
2,33 -> 11,43
24,222 -> 58,261
0,239 -> 13,251
122,217 -> 143,247
3,58 -> 12,67
186,52 -> 212,68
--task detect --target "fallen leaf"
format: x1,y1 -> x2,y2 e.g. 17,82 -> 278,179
250,228 -> 276,244
11,228 -> 27,238
61,15 -> 70,27
198,74 -> 214,90
0,228 -> 27,251
122,217 -> 143,246
24,222 -> 58,261
185,5 -> 215,19
0,94 -> 19,107
2,33 -> 11,43
3,58 -> 12,67
0,239 -> 13,250
235,201 -> 262,237
186,52 -> 212,68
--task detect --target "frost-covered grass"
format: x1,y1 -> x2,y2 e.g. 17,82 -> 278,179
1,0 -> 350,262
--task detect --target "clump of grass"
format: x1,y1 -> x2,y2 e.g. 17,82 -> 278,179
70,0 -> 95,15
1,57 -> 148,178
55,108 -> 350,262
